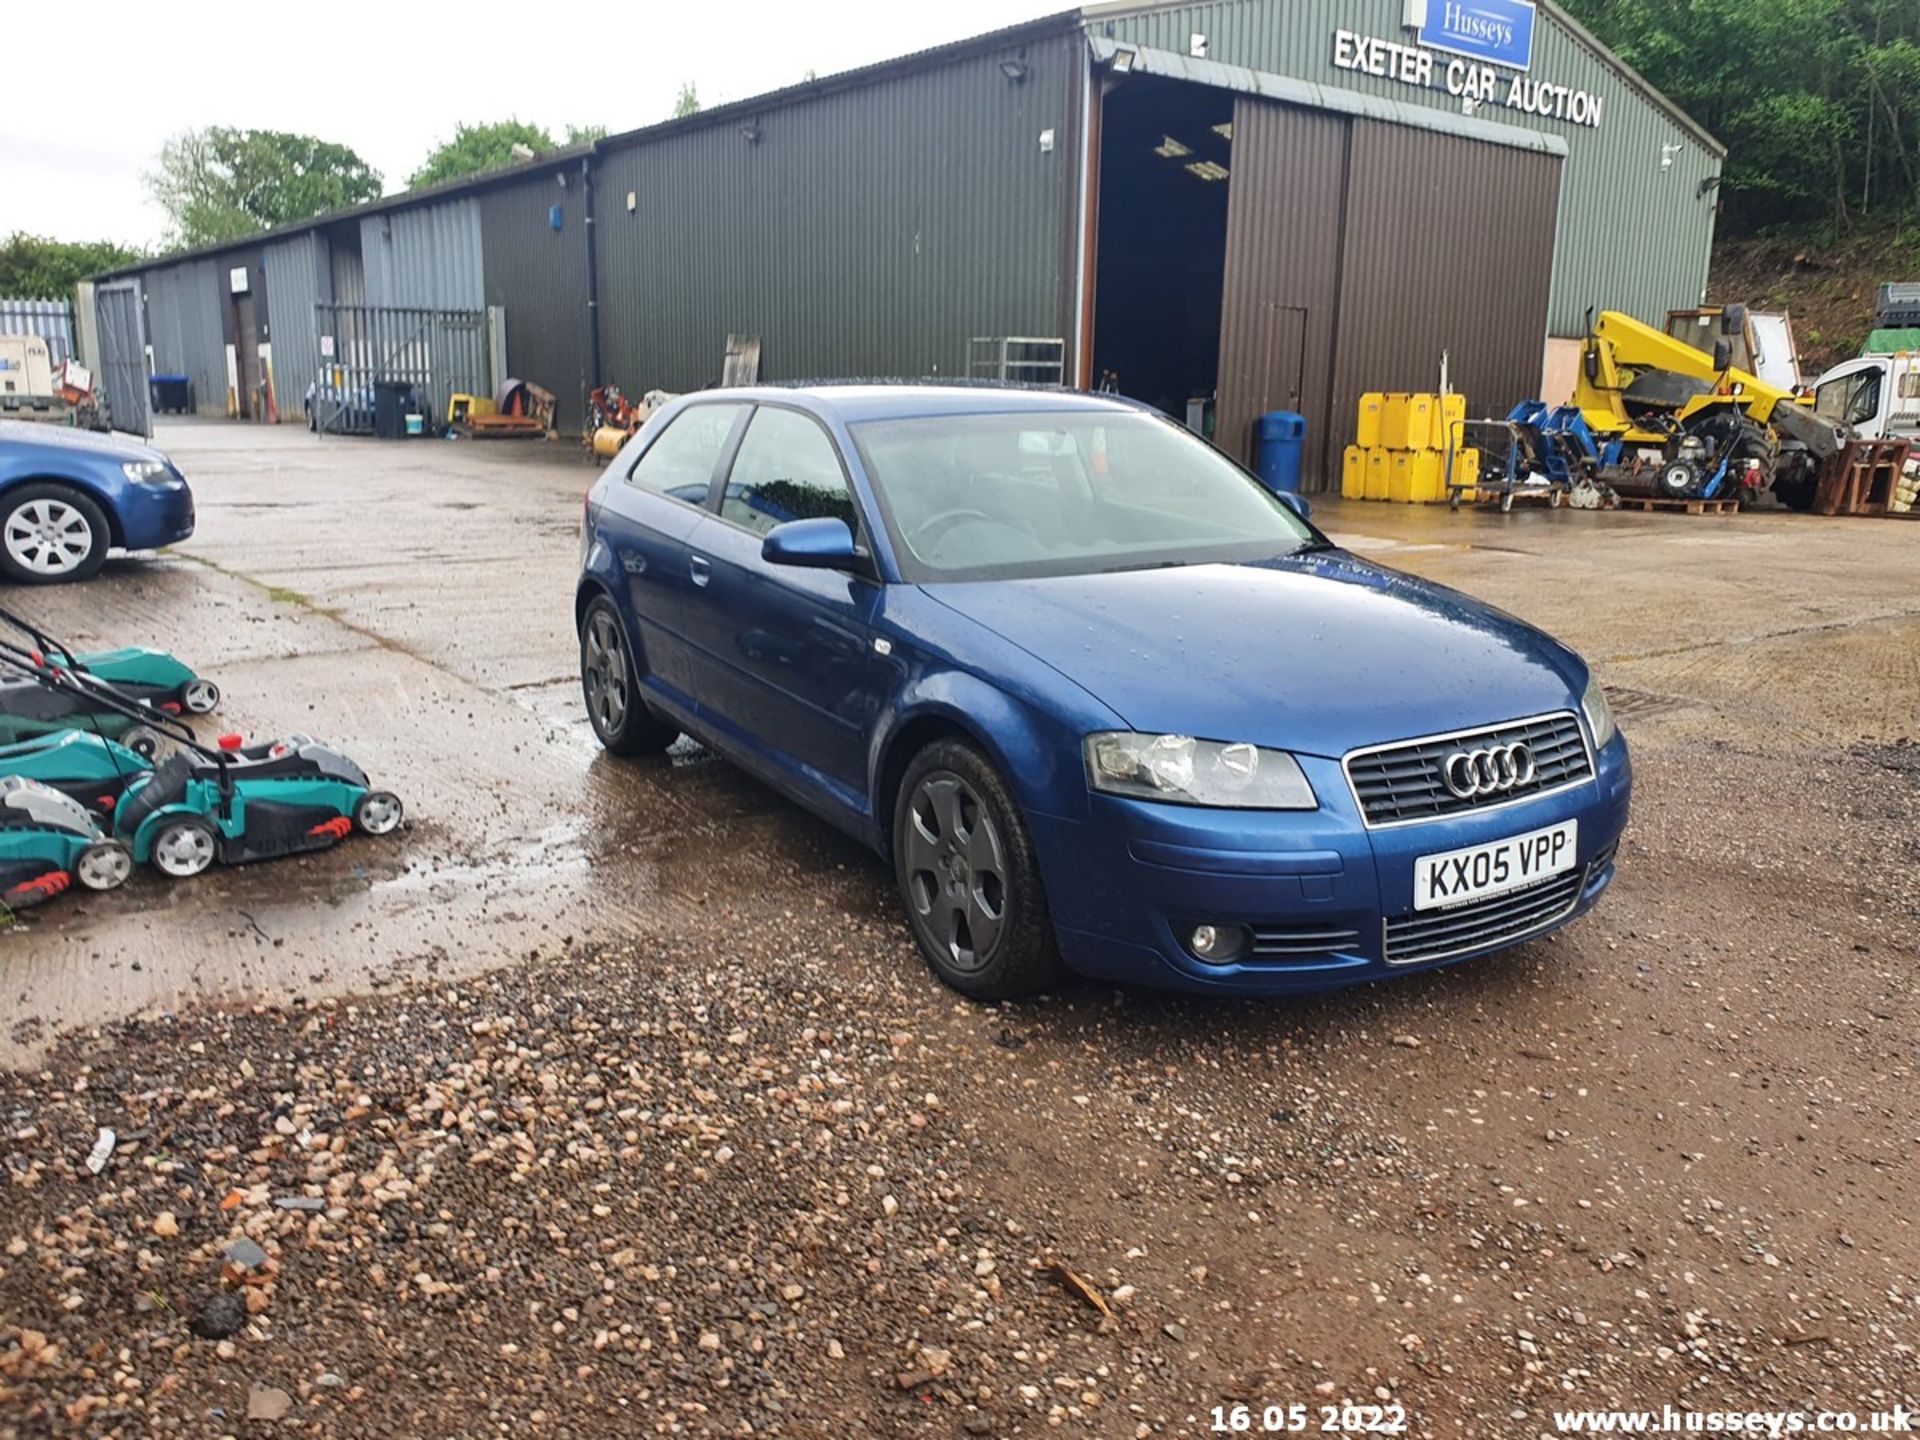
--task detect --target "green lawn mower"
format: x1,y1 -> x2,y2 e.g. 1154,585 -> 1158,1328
0,776 -> 132,913
5,652 -> 407,879
1,605 -> 220,717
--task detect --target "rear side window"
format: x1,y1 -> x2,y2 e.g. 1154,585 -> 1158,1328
627,403 -> 747,505
719,406 -> 857,536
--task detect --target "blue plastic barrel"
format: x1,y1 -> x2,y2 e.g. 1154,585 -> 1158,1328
1253,411 -> 1306,495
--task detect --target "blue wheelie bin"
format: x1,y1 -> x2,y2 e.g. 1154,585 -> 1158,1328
1253,411 -> 1306,495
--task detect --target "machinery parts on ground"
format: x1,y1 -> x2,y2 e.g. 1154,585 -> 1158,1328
586,386 -> 678,461
1505,307 -> 1850,511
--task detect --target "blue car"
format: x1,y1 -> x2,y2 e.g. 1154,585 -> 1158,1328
0,420 -> 195,585
576,385 -> 1630,1000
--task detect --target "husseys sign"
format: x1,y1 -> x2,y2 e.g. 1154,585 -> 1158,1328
1331,0 -> 1606,131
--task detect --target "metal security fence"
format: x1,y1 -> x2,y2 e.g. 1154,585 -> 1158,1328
310,302 -> 488,436
0,298 -> 76,366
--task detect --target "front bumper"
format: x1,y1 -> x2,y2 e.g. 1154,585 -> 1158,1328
115,478 -> 195,551
1030,736 -> 1632,994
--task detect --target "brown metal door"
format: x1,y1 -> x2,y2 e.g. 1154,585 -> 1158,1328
1216,99 -> 1349,485
1328,121 -> 1561,458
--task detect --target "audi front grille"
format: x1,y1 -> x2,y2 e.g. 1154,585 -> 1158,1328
1343,711 -> 1594,827
1383,863 -> 1594,966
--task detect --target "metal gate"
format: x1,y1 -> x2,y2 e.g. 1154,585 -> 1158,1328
94,280 -> 151,437
310,303 -> 489,436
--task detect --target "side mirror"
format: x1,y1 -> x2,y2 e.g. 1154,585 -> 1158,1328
762,517 -> 864,571
1276,491 -> 1312,521
1711,338 -> 1732,371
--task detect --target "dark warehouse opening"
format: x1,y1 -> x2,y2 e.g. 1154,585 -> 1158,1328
1091,76 -> 1235,433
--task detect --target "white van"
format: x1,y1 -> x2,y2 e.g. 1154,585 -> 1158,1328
1810,353 -> 1920,442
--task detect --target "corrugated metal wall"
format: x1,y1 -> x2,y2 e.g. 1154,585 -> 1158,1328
0,299 -> 76,365
264,232 -> 330,422
1215,100 -> 1349,477
362,198 -> 484,311
1329,120 -> 1561,458
478,170 -> 590,430
141,259 -> 228,416
593,35 -> 1080,391
1096,0 -> 1720,334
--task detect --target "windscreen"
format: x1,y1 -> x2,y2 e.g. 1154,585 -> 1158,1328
850,410 -> 1319,581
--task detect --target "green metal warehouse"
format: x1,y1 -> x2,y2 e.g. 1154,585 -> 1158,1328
92,0 -> 1723,490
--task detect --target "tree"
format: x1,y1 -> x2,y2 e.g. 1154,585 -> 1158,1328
149,129 -> 382,249
0,233 -> 145,299
1558,0 -> 1920,235
673,82 -> 702,118
409,120 -> 556,189
565,123 -> 609,144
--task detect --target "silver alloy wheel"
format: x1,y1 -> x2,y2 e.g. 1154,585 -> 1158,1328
902,771 -> 1008,973
182,679 -> 222,714
75,842 -> 133,891
3,497 -> 95,577
582,610 -> 629,737
152,822 -> 216,878
356,791 -> 403,835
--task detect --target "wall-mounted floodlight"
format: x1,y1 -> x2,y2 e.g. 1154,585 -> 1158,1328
742,124 -> 762,144
1111,45 -> 1137,74
1000,58 -> 1029,83
1661,143 -> 1682,171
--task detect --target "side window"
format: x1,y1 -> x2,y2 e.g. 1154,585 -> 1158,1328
627,403 -> 747,505
1815,373 -> 1858,423
1848,369 -> 1884,426
720,407 -> 857,537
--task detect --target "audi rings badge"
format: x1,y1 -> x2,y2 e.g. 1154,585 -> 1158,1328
1441,743 -> 1536,800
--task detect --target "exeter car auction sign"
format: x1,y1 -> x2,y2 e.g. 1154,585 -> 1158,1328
1330,0 -> 1606,131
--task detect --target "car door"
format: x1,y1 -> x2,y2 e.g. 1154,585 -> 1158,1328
595,402 -> 748,711
679,404 -> 885,804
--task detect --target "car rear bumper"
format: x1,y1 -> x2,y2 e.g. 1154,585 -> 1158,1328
1029,736 -> 1632,995
115,480 -> 195,551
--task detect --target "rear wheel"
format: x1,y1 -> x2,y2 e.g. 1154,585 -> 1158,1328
75,840 -> 133,892
580,597 -> 678,756
123,725 -> 162,760
181,679 -> 221,714
893,739 -> 1062,1000
0,483 -> 110,585
1656,460 -> 1703,499
150,817 -> 218,879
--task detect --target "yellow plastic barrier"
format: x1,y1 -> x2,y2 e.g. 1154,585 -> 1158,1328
1356,393 -> 1384,449
1378,393 -> 1411,450
1364,447 -> 1391,500
1341,445 -> 1367,499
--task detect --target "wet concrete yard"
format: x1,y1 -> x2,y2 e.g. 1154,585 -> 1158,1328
2,420 -> 1915,1434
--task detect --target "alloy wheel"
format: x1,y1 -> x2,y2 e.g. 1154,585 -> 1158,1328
75,842 -> 133,891
3,498 -> 94,577
356,791 -> 404,835
582,610 -> 629,736
902,771 -> 1008,973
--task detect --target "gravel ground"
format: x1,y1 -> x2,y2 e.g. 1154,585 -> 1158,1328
2,426 -> 1916,1437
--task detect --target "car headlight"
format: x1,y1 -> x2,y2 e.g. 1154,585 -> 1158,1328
1580,673 -> 1617,749
1085,732 -> 1317,809
122,460 -> 173,484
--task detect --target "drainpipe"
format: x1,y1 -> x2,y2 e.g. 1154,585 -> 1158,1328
582,153 -> 602,393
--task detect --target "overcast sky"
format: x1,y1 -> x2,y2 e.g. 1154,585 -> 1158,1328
2,0 -> 1056,248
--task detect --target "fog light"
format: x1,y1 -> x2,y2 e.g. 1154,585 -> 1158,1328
1186,923 -> 1250,963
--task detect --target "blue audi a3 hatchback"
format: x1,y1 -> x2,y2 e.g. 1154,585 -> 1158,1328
0,420 -> 196,584
576,385 -> 1630,1000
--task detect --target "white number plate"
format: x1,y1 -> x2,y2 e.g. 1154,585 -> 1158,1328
1413,819 -> 1578,911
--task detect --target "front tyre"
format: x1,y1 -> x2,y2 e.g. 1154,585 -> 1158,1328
0,483 -> 110,585
893,739 -> 1062,1000
354,790 -> 404,835
579,596 -> 678,756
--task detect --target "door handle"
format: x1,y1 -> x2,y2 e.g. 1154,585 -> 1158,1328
689,555 -> 711,587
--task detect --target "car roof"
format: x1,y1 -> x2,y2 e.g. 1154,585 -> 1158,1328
684,383 -> 1149,425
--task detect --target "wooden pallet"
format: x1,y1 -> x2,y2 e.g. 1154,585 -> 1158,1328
1613,495 -> 1740,515
1813,439 -> 1911,516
